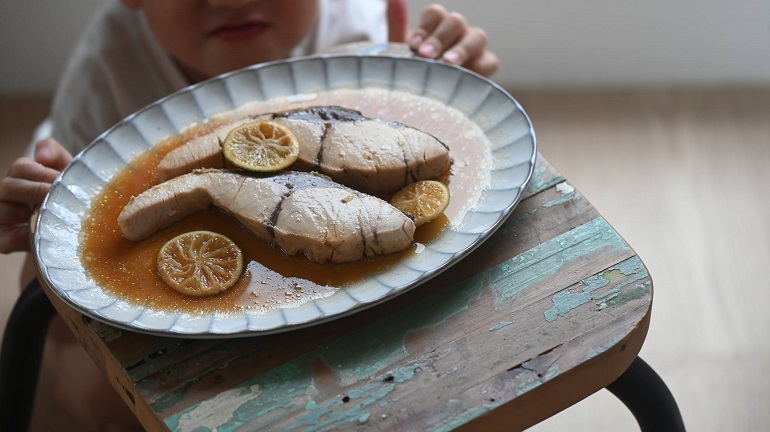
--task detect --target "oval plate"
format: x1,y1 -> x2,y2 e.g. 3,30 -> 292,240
33,54 -> 536,337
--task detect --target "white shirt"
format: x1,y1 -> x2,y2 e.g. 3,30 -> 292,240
50,0 -> 387,155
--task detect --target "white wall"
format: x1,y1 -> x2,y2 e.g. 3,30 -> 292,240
1,0 -> 769,93
425,0 -> 770,87
0,0 -> 104,93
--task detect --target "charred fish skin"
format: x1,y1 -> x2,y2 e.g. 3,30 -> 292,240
157,106 -> 451,195
264,106 -> 451,195
267,106 -> 366,123
118,170 -> 415,264
263,171 -> 416,262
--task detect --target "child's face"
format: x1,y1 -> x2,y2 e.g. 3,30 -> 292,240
123,0 -> 319,83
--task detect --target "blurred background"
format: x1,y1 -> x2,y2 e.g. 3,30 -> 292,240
3,0 -> 770,91
1,0 -> 769,430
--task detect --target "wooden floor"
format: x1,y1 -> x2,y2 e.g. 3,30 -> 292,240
2,88 -> 769,431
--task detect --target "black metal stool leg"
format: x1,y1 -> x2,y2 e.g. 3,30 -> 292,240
0,278 -> 57,432
606,356 -> 686,432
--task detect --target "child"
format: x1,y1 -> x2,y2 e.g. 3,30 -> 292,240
0,0 -> 498,429
0,0 -> 497,255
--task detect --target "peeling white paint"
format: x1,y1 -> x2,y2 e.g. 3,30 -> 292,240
596,292 -> 621,310
177,384 -> 261,432
555,182 -> 574,195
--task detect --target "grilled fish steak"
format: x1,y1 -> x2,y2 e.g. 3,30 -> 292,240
118,170 -> 416,264
158,106 -> 451,195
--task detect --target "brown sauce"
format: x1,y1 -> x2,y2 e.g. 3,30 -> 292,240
80,88 -> 492,314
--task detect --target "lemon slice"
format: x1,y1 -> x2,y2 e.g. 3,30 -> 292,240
390,180 -> 450,226
222,120 -> 299,172
157,231 -> 244,297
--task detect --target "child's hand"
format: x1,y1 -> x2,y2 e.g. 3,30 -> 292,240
387,0 -> 499,77
0,138 -> 72,253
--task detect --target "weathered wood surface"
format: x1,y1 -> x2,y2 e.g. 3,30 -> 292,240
41,153 -> 652,431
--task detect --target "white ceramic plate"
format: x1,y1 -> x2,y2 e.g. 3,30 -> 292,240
33,54 -> 536,337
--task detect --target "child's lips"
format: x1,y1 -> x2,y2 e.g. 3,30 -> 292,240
210,22 -> 269,42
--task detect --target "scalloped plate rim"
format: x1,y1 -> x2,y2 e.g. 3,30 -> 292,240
33,54 -> 537,338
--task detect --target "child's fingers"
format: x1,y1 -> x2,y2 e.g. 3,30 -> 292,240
7,157 -> 61,185
0,176 -> 53,205
0,224 -> 31,254
34,138 -> 73,172
409,4 -> 447,50
0,200 -> 33,253
416,11 -> 468,60
0,157 -> 51,253
386,0 -> 409,42
466,51 -> 500,77
440,27 -> 488,67
440,27 -> 500,76
0,201 -> 33,225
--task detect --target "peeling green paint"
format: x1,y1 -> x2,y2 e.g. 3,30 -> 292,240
152,376 -> 203,413
430,359 -> 564,432
391,364 -> 418,383
585,334 -> 626,360
164,358 -> 310,430
427,359 -> 561,431
543,191 -> 575,208
287,367 -> 420,432
598,281 -> 651,311
164,275 -> 484,431
176,384 -> 263,432
489,321 -> 514,331
510,208 -> 537,224
490,218 -> 627,305
514,366 -> 561,396
287,382 -> 394,432
525,163 -> 564,197
321,273 -> 485,386
544,256 -> 648,322
160,217 -> 640,431
357,412 -> 370,424
543,183 -> 576,208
